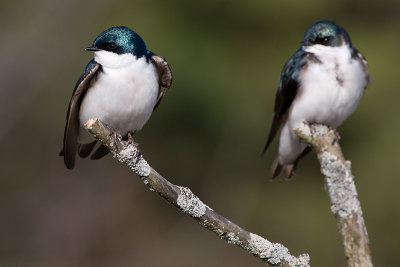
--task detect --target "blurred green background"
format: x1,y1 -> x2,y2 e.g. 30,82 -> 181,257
1,0 -> 399,266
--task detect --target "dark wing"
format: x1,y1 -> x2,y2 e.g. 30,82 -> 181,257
263,50 -> 314,153
149,52 -> 172,110
61,59 -> 100,169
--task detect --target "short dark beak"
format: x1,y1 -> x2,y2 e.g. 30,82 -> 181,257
85,46 -> 101,52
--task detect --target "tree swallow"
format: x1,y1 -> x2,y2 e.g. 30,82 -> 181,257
263,20 -> 369,179
61,26 -> 172,169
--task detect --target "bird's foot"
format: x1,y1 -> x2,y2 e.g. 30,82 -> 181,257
105,125 -> 123,150
127,132 -> 139,147
329,127 -> 341,145
126,132 -> 142,163
304,121 -> 316,134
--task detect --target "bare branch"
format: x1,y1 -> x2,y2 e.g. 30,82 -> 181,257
294,122 -> 373,267
85,118 -> 310,267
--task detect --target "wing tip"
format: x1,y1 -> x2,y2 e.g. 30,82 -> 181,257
269,154 -> 282,179
262,139 -> 273,156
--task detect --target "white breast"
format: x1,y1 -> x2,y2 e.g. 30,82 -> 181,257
78,51 -> 159,143
290,44 -> 366,129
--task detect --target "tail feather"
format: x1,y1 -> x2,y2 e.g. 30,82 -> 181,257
269,147 -> 312,179
282,164 -> 296,179
270,154 -> 297,179
270,155 -> 283,179
78,141 -> 97,158
90,144 -> 109,160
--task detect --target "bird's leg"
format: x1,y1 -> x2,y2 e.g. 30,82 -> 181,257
104,124 -> 123,150
126,131 -> 142,163
304,121 -> 340,145
127,131 -> 139,147
329,127 -> 341,145
304,121 -> 316,134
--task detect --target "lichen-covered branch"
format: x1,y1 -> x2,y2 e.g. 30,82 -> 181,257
294,122 -> 373,267
85,118 -> 310,267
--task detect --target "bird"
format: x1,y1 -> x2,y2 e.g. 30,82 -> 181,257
60,26 -> 172,169
263,20 -> 369,179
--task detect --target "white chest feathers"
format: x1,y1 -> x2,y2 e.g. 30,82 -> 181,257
78,51 -> 159,143
290,44 -> 366,128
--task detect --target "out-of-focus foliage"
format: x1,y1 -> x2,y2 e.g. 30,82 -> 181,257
1,0 -> 399,266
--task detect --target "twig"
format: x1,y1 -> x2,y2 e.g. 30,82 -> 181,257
294,122 -> 373,267
85,118 -> 310,267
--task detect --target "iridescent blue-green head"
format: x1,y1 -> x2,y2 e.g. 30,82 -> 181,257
301,21 -> 352,47
86,26 -> 147,57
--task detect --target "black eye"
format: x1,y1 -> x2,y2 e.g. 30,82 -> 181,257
107,42 -> 117,50
314,36 -> 331,45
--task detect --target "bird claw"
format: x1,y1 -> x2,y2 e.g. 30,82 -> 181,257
105,125 -> 123,151
127,132 -> 139,147
329,128 -> 341,145
103,126 -> 142,158
304,121 -> 316,134
126,132 -> 142,163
